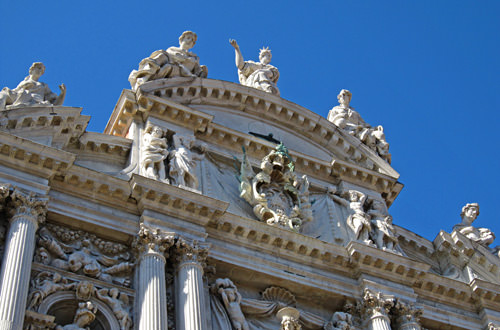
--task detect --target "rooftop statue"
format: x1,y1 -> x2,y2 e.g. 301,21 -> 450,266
229,39 -> 280,96
327,89 -> 391,163
129,31 -> 208,90
0,62 -> 66,110
453,203 -> 496,247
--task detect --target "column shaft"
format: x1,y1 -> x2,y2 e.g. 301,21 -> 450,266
137,252 -> 168,330
176,261 -> 205,330
369,315 -> 392,330
0,215 -> 38,330
399,322 -> 420,330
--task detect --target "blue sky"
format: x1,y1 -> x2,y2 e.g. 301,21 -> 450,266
1,1 -> 499,245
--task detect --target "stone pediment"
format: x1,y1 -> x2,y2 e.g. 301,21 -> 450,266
104,78 -> 402,205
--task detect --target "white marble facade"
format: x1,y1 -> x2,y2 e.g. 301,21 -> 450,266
0,36 -> 499,330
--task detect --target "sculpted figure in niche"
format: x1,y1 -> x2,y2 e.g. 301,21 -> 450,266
27,272 -> 75,311
0,62 -> 66,110
168,133 -> 205,190
129,31 -> 208,90
213,278 -> 249,330
140,125 -> 169,183
453,203 -> 495,247
330,187 -> 373,245
55,301 -> 97,330
327,89 -> 391,163
96,288 -> 132,330
368,199 -> 399,253
229,39 -> 280,95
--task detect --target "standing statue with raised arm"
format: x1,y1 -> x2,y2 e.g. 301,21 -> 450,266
0,62 -> 66,110
229,39 -> 280,95
129,31 -> 208,90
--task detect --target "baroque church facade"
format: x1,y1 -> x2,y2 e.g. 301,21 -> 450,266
0,31 -> 499,330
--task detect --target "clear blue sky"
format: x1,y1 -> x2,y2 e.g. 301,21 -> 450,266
1,1 -> 499,245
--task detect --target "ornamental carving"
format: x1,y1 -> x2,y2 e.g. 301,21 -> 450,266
324,311 -> 355,330
9,189 -> 48,224
393,300 -> 423,329
211,278 -> 249,330
358,289 -> 394,319
133,223 -> 176,256
239,143 -> 313,231
55,301 -> 97,330
174,238 -> 209,266
34,223 -> 134,287
277,307 -> 302,330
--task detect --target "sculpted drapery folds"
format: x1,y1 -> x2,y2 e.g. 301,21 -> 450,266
239,143 -> 313,232
229,39 -> 280,95
367,199 -> 399,253
0,62 -> 66,110
129,31 -> 208,90
140,125 -> 170,183
169,133 -> 205,190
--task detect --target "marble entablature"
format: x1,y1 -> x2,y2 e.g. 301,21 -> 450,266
0,35 -> 498,330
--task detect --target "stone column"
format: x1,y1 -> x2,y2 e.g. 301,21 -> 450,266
0,184 -> 11,262
175,239 -> 210,330
393,300 -> 423,330
0,189 -> 47,330
361,289 -> 394,330
134,224 -> 175,330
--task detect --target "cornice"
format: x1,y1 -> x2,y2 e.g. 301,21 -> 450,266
470,278 -> 500,310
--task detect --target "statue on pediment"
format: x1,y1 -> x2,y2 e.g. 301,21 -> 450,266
140,125 -> 169,183
327,89 -> 391,163
453,203 -> 496,247
239,144 -> 312,231
129,31 -> 208,90
229,39 -> 280,95
0,62 -> 66,110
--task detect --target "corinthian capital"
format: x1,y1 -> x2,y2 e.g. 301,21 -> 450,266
8,189 -> 48,224
133,223 -> 176,257
393,300 -> 423,327
174,238 -> 210,266
360,289 -> 394,318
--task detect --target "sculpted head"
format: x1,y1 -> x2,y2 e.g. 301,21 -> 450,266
460,203 -> 479,225
259,47 -> 272,65
29,62 -> 45,80
337,89 -> 352,108
179,31 -> 197,50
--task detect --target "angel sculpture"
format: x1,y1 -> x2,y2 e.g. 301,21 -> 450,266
96,288 -> 132,330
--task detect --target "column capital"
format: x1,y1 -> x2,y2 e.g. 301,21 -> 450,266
360,289 -> 394,320
174,238 -> 210,267
8,189 -> 48,225
133,223 -> 176,259
393,300 -> 423,329
0,183 -> 11,211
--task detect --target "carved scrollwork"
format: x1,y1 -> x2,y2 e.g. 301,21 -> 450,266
174,238 -> 209,266
132,223 -> 176,257
261,286 -> 296,307
358,289 -> 394,319
9,189 -> 48,225
392,300 -> 423,329
239,143 -> 313,231
34,223 -> 134,287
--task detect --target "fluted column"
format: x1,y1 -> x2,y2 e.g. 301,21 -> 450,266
361,289 -> 394,330
393,300 -> 423,330
0,189 -> 47,330
175,239 -> 209,330
134,224 -> 175,330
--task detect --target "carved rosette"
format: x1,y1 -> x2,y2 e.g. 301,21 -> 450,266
174,238 -> 209,269
133,223 -> 176,259
359,289 -> 394,322
8,189 -> 48,226
393,301 -> 423,330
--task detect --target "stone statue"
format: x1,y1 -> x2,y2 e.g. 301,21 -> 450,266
95,288 -> 132,330
213,278 -> 249,330
277,307 -> 302,330
140,125 -> 169,182
229,39 -> 280,95
55,301 -> 97,330
239,144 -> 313,231
330,188 -> 373,245
168,133 -> 204,190
453,203 -> 495,247
129,31 -> 208,90
368,200 -> 398,253
327,89 -> 391,163
27,272 -> 75,311
324,311 -> 354,330
0,62 -> 66,110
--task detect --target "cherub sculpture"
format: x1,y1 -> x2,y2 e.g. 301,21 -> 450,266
229,39 -> 280,95
0,62 -> 66,110
140,125 -> 169,182
129,31 -> 208,90
96,288 -> 132,330
453,203 -> 495,247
